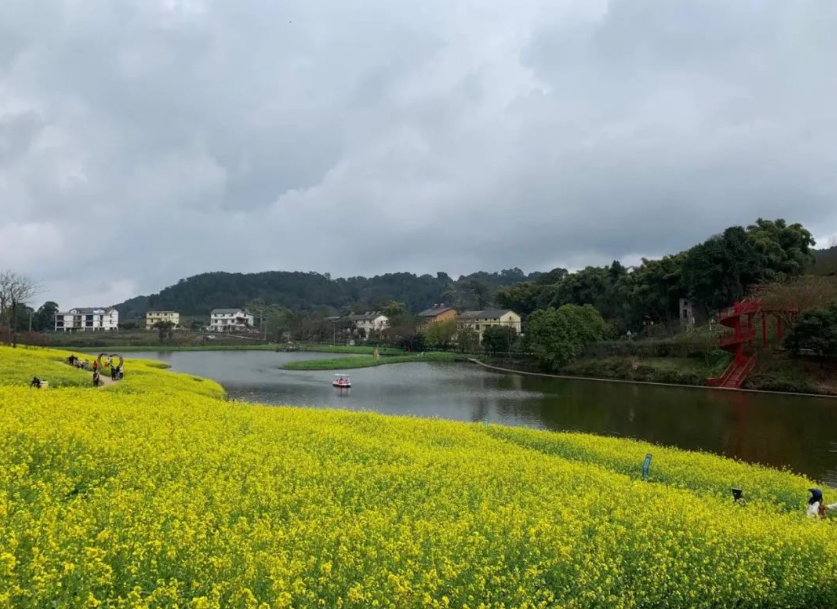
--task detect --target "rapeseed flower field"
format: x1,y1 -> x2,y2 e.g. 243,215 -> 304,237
1,345 -> 836,608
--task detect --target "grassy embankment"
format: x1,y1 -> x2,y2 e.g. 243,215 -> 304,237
488,326 -> 837,395
282,351 -> 464,370
555,352 -> 837,395
2,344 -> 837,607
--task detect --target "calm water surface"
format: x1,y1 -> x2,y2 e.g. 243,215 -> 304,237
128,350 -> 837,486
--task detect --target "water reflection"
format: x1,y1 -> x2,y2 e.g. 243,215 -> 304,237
126,350 -> 837,485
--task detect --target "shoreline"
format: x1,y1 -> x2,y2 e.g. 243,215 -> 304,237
471,358 -> 837,399
62,343 -> 404,355
47,342 -> 837,398
282,351 -> 471,370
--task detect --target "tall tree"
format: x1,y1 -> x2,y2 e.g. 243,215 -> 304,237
525,304 -> 608,372
746,218 -> 815,279
785,303 -> 837,358
34,301 -> 59,332
681,227 -> 764,313
0,271 -> 40,347
425,320 -> 458,350
481,326 -> 517,356
153,320 -> 175,343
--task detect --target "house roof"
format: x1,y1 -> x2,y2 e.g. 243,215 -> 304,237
460,309 -> 515,320
57,307 -> 116,315
211,308 -> 246,315
147,311 -> 178,314
417,305 -> 456,317
346,311 -> 387,321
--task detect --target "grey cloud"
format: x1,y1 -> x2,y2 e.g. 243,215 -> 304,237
1,0 -> 835,307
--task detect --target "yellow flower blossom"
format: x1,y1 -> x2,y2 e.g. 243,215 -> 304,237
0,345 -> 835,608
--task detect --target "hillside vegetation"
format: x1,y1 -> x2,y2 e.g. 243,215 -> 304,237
116,269 -> 537,318
1,346 -> 836,608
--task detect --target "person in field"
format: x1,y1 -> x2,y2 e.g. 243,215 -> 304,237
807,488 -> 837,518
30,376 -> 41,389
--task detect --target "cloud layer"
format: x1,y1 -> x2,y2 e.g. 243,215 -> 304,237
2,0 -> 836,306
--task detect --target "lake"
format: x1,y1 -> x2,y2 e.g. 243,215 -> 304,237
127,350 -> 837,486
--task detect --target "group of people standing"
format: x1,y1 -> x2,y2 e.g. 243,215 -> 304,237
90,358 -> 123,387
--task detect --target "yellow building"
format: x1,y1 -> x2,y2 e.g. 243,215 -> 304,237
417,305 -> 459,330
459,309 -> 522,342
146,311 -> 180,330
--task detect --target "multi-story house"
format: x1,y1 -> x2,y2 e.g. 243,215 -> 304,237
54,307 -> 119,332
417,304 -> 459,329
458,309 -> 522,342
146,311 -> 180,330
209,309 -> 254,333
346,311 -> 389,337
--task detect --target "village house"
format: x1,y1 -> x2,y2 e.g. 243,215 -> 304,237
346,311 -> 389,337
54,307 -> 119,332
146,311 -> 180,330
459,309 -> 522,342
209,308 -> 254,333
417,304 -> 459,329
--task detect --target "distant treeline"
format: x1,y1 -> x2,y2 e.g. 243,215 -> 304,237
116,218 -> 823,331
497,218 -> 816,331
116,269 -> 540,319
812,245 -> 837,277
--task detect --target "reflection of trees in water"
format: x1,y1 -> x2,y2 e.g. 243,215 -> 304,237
472,397 -> 489,423
493,377 -> 835,481
160,350 -> 837,483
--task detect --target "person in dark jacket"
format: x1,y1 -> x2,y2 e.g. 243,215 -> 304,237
807,488 -> 837,518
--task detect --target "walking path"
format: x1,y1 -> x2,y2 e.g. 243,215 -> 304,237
95,373 -> 115,387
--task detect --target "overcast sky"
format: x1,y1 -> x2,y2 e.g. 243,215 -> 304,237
2,0 -> 836,307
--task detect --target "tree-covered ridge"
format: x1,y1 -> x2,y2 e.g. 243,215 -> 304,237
812,245 -> 837,276
497,218 -> 816,331
116,269 -> 539,318
114,217 -> 816,326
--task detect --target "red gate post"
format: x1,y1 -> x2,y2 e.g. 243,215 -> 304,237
761,312 -> 768,347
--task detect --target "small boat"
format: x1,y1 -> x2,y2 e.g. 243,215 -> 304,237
333,373 -> 352,388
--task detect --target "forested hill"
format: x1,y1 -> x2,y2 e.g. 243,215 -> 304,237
116,269 -> 540,319
813,246 -> 837,276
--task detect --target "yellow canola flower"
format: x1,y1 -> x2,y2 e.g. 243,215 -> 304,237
0,345 -> 835,608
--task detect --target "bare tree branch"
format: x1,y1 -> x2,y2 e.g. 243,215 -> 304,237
0,270 -> 41,347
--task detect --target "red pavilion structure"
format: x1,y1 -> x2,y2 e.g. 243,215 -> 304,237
707,300 -> 798,389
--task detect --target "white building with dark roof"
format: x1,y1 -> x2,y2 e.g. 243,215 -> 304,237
54,307 -> 119,332
346,311 -> 389,336
209,308 -> 254,332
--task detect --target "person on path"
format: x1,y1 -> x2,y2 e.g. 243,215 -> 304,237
93,360 -> 98,372
93,370 -> 100,387
807,488 -> 837,518
111,364 -> 117,381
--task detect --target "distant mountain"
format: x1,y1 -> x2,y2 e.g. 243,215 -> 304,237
811,246 -> 837,276
115,269 -> 541,319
